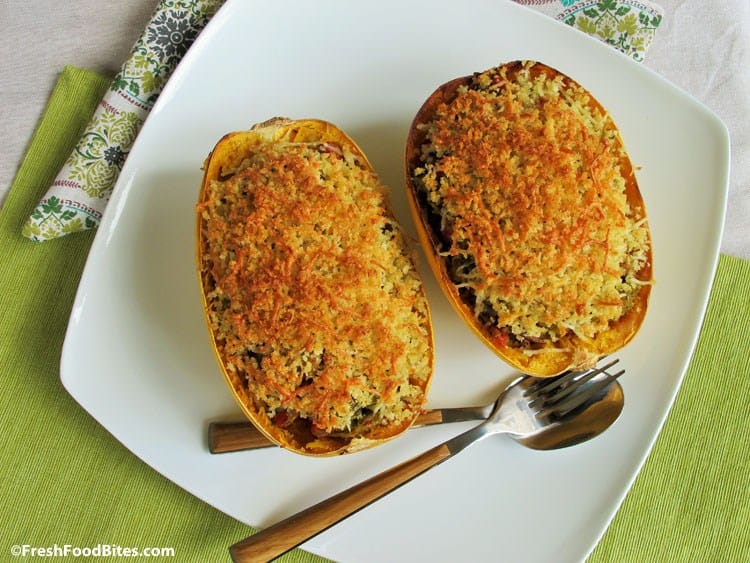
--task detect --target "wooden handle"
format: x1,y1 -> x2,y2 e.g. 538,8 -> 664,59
209,410 -> 446,454
208,422 -> 275,453
229,442 -> 452,562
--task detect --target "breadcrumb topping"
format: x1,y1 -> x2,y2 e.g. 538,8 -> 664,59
199,141 -> 431,435
412,61 -> 651,346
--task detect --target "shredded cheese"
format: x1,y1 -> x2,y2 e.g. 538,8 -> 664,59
201,142 -> 430,434
413,61 -> 651,345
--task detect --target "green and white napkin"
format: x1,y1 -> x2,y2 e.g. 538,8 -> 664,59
22,0 -> 222,242
21,0 -> 664,242
514,0 -> 663,62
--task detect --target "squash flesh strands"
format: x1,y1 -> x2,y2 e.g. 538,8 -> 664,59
198,118 -> 434,456
405,61 -> 653,377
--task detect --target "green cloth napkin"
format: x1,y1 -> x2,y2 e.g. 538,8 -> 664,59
1,66 -> 748,562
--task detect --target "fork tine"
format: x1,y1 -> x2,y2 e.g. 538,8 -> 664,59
526,372 -> 595,410
526,358 -> 620,408
537,358 -> 620,405
526,370 -> 581,399
527,358 -> 620,395
538,368 -> 625,418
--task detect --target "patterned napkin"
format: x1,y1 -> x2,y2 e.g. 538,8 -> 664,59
515,0 -> 663,62
22,0 -> 223,242
21,0 -> 663,242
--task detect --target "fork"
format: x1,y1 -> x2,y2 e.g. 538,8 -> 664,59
208,358 -> 622,454
227,359 -> 625,562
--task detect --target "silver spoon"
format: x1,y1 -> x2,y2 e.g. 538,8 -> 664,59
228,359 -> 625,562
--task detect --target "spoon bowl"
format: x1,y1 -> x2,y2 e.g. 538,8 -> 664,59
508,365 -> 625,450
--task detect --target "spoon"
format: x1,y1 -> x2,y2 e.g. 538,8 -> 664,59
228,359 -> 625,562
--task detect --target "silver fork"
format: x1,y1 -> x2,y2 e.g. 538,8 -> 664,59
209,357 -> 625,454
228,359 -> 625,562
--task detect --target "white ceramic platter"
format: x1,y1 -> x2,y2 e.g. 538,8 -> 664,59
61,0 -> 729,561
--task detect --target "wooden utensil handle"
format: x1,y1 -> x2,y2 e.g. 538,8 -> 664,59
209,409 -> 447,454
229,442 -> 453,562
208,422 -> 274,453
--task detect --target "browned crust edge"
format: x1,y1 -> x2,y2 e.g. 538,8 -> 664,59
405,62 -> 652,376
198,118 -> 435,455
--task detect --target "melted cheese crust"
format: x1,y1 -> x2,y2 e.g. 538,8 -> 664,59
200,142 -> 431,435
413,61 -> 651,346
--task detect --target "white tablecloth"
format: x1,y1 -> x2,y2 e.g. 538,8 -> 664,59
1,0 -> 748,258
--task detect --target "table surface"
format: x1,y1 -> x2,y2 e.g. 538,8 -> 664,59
2,0 -> 748,260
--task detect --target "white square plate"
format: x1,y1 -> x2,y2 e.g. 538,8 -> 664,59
61,1 -> 729,561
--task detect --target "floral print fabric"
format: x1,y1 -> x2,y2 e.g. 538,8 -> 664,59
515,0 -> 663,61
23,0 -> 222,241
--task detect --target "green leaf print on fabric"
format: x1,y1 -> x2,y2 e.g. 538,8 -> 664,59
66,110 -> 141,199
562,0 -> 662,61
22,1 -> 240,241
23,196 -> 82,240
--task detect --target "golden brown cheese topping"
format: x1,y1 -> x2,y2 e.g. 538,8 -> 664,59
199,142 -> 431,435
412,61 -> 651,347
